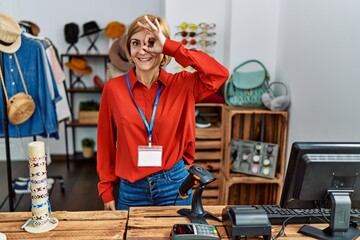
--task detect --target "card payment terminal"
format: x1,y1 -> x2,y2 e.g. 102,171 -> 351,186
170,223 -> 220,240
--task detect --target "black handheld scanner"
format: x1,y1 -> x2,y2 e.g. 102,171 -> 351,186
179,165 -> 216,199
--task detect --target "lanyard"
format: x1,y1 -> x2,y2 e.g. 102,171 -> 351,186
126,73 -> 162,146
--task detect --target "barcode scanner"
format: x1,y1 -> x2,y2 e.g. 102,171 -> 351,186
177,165 -> 221,224
179,165 -> 216,198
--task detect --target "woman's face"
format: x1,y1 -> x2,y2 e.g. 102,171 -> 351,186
129,29 -> 163,71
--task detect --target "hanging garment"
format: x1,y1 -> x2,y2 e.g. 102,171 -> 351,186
0,34 -> 60,139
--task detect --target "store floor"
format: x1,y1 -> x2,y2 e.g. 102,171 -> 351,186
0,157 -> 104,212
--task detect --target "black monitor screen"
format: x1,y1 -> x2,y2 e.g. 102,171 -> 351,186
281,142 -> 360,209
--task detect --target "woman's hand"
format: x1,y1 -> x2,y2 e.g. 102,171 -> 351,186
104,200 -> 116,210
137,15 -> 166,54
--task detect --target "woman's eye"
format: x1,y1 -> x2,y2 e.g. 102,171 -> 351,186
131,40 -> 140,47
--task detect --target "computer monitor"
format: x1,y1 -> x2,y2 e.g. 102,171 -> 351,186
280,142 -> 360,239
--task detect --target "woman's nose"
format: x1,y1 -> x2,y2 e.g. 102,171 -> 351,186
139,42 -> 148,54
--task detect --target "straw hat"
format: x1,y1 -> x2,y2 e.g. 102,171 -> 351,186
105,21 -> 125,39
108,35 -> 133,72
0,12 -> 22,53
64,57 -> 92,75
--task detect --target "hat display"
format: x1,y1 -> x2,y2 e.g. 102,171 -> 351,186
80,21 -> 103,37
20,20 -> 40,36
64,22 -> 79,44
108,35 -> 133,72
64,57 -> 92,75
0,12 -> 22,53
105,21 -> 126,39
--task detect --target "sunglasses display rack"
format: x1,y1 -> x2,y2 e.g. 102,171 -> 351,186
175,22 -> 217,53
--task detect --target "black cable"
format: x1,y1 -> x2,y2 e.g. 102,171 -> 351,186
272,210 -> 329,240
319,207 -> 330,223
272,216 -> 296,240
173,193 -> 179,205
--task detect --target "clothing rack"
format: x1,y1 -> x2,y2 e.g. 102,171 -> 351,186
1,51 -> 15,212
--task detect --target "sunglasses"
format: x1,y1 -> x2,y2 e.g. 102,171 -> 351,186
177,22 -> 198,31
199,40 -> 217,47
181,39 -> 216,47
176,31 -> 197,38
198,23 -> 216,30
175,31 -> 216,38
181,38 -> 197,45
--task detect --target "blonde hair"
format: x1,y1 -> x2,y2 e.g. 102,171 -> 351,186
125,14 -> 171,67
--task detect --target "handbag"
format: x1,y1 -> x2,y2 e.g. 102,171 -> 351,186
224,59 -> 270,107
0,53 -> 36,125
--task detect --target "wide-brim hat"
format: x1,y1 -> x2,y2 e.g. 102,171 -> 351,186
0,12 -> 22,53
80,21 -> 103,37
64,57 -> 92,75
105,21 -> 126,39
108,35 -> 133,72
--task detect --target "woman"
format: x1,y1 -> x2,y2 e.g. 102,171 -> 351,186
97,14 -> 229,210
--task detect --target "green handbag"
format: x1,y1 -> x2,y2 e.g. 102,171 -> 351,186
224,59 -> 270,107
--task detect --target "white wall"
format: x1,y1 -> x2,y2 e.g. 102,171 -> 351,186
164,0 -> 229,71
276,0 -> 360,154
0,0 -> 165,159
1,0 -> 359,161
227,0 -> 279,77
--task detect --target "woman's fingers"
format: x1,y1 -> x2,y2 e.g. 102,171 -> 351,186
144,15 -> 157,31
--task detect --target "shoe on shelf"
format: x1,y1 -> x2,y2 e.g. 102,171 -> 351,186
195,109 -> 211,128
14,177 -> 29,183
196,115 -> 211,128
14,180 -> 31,194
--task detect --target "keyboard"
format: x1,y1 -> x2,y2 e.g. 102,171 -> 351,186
258,205 -> 360,225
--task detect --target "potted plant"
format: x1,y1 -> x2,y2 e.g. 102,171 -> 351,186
81,137 -> 95,159
78,100 -> 100,124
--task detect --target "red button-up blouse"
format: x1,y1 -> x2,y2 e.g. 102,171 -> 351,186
97,39 -> 229,203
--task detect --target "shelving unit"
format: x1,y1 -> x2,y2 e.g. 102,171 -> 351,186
218,106 -> 288,205
194,103 -> 225,205
61,54 -> 109,167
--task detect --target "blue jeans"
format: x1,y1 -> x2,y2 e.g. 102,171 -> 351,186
117,159 -> 192,210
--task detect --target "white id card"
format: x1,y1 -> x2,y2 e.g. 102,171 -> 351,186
138,145 -> 162,167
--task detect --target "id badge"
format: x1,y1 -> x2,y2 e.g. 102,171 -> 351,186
138,145 -> 162,167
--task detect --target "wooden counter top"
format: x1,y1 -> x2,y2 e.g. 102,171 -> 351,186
126,205 -> 330,239
1,207 -> 356,239
0,210 -> 128,240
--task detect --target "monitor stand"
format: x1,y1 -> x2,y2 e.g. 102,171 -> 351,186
298,190 -> 360,240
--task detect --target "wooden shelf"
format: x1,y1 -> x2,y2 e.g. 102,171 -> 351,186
62,53 -> 108,58
218,106 -> 288,205
194,103 -> 225,205
196,126 -> 222,139
67,120 -> 97,127
67,87 -> 102,93
69,151 -> 97,161
61,54 -> 108,162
